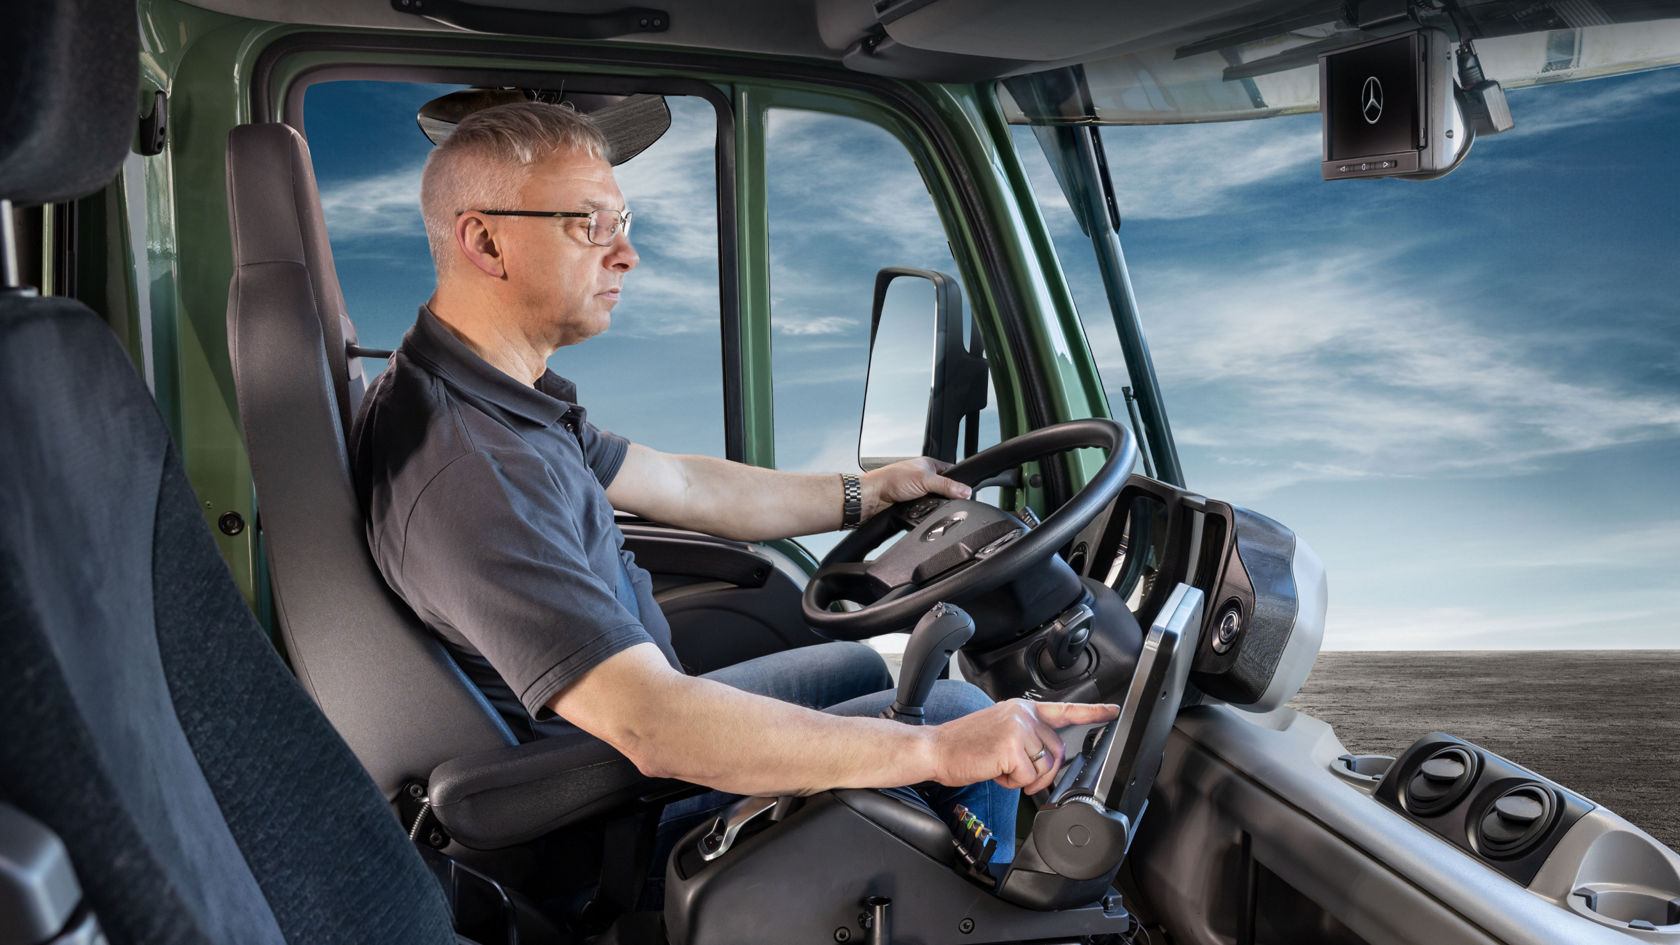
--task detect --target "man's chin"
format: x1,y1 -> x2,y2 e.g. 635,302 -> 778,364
564,312 -> 612,346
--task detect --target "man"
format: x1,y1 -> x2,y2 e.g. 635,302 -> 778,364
351,101 -> 1116,864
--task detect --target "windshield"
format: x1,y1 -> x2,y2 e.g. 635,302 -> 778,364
1007,64 -> 1680,851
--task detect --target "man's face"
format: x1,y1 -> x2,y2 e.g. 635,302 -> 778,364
495,148 -> 638,348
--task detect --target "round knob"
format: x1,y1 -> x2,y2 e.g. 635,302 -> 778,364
1493,793 -> 1545,825
1420,757 -> 1466,782
1404,746 -> 1478,815
1475,784 -> 1556,857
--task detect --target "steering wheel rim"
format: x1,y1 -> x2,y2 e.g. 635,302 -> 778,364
801,418 -> 1136,640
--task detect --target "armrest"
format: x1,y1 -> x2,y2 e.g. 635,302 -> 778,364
427,728 -> 697,848
619,524 -> 772,588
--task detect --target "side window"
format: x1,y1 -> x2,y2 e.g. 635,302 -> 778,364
765,108 -> 998,557
304,81 -> 727,457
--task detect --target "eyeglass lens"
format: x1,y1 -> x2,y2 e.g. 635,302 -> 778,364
588,209 -> 631,246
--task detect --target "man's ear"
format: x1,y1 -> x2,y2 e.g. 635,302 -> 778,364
455,212 -> 506,279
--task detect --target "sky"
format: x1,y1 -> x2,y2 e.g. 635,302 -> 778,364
1023,67 -> 1680,649
304,63 -> 1680,651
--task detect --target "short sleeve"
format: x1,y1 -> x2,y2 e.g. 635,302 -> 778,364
573,413 -> 629,488
394,447 -> 652,718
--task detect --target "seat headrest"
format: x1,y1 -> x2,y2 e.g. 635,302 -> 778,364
0,0 -> 138,205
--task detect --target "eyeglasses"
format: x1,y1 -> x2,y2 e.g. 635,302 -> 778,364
463,208 -> 633,246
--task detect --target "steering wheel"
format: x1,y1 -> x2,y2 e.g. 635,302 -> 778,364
801,419 -> 1136,640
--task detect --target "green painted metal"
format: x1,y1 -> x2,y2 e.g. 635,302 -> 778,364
733,86 -> 777,469
136,0 -> 281,613
929,84 -> 1117,489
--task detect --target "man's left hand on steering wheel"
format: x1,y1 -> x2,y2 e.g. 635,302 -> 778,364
860,458 -> 973,521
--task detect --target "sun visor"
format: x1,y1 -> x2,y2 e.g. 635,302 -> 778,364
416,90 -> 671,165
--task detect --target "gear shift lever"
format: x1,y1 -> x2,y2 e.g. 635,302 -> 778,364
885,602 -> 976,724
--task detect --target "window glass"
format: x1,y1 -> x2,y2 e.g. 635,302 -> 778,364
1019,68 -> 1680,848
1006,128 -> 1148,469
305,81 -> 726,456
766,108 -> 997,559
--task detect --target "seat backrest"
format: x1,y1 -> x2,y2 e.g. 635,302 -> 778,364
0,299 -> 456,945
0,6 -> 453,936
224,122 -> 517,800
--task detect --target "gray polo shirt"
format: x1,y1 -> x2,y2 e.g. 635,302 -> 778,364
351,306 -> 680,740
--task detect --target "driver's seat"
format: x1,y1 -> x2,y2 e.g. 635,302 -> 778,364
224,121 -> 656,848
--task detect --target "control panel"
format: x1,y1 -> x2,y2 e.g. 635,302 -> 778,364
1376,733 -> 1594,885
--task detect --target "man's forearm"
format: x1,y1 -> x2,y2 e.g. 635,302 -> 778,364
553,645 -> 938,795
621,673 -> 937,795
608,446 -> 970,541
551,645 -> 1117,798
666,454 -> 848,541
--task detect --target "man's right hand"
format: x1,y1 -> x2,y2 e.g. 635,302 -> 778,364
927,699 -> 1120,795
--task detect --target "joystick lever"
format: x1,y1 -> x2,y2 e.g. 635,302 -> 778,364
884,603 -> 975,724
1039,601 -> 1095,672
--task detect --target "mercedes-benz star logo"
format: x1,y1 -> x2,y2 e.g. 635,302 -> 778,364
923,511 -> 966,541
1361,76 -> 1384,125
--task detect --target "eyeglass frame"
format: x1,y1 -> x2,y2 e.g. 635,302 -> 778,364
458,208 -> 633,246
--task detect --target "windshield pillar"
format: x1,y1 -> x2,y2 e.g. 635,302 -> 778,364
1041,121 -> 1184,485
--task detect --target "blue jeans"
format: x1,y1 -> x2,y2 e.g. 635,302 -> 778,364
645,641 -> 1016,901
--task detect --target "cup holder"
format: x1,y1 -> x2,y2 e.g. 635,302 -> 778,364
1571,885 -> 1680,932
1567,829 -> 1680,933
1332,753 -> 1394,786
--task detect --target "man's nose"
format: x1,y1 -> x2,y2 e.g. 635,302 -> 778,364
606,234 -> 638,272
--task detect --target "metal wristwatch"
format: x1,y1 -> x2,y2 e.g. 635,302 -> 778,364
840,473 -> 863,529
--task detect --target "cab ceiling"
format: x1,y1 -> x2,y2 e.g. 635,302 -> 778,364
180,0 -> 1326,81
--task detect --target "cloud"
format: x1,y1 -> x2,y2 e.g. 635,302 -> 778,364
1104,244 -> 1680,498
319,164 -> 426,240
614,98 -> 722,264
1506,65 -> 1680,135
777,315 -> 856,336
609,266 -> 719,337
1012,119 -> 1321,228
767,109 -> 955,264
1102,121 -> 1322,221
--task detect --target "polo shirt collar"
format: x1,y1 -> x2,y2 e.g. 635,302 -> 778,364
408,305 -> 579,427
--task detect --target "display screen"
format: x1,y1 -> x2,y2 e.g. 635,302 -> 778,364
1325,34 -> 1421,161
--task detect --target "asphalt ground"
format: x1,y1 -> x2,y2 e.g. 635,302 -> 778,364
1288,650 -> 1680,853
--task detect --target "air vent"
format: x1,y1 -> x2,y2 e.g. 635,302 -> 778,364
1403,745 -> 1479,816
1475,782 -> 1558,858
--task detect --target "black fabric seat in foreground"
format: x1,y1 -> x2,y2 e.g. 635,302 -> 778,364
0,2 -> 455,943
0,299 -> 458,945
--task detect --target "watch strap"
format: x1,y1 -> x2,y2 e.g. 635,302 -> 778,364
840,473 -> 863,529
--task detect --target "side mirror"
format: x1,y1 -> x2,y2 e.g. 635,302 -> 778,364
858,267 -> 987,470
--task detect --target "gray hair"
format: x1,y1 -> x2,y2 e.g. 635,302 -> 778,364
419,101 -> 612,276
